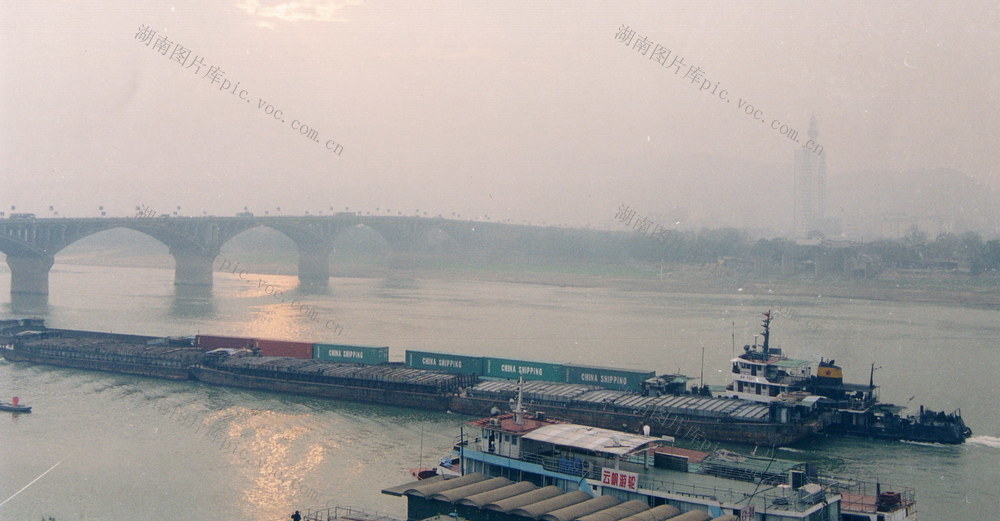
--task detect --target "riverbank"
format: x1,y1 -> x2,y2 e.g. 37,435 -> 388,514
48,249 -> 1000,308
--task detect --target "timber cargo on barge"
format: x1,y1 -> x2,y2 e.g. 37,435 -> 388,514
1,329 -> 203,380
192,355 -> 474,411
453,379 -> 822,445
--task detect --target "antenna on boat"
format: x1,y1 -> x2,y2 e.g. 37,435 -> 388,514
731,321 -> 736,358
869,363 -> 882,389
418,426 -> 424,471
761,310 -> 772,355
699,344 -> 705,389
514,376 -> 525,425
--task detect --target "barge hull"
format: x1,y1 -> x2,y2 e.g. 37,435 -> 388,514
1,348 -> 191,380
190,366 -> 454,411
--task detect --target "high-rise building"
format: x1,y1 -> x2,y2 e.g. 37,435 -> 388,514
793,116 -> 827,238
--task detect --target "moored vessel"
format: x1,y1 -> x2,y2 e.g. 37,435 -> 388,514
0,396 -> 31,413
411,394 -> 918,521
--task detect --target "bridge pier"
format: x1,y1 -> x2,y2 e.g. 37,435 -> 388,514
170,247 -> 217,287
297,245 -> 332,288
6,254 -> 55,295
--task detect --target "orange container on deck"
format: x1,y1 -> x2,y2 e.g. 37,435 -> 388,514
253,339 -> 314,359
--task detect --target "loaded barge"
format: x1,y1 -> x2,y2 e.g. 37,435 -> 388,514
0,326 -> 204,380
0,315 -> 970,445
192,355 -> 474,412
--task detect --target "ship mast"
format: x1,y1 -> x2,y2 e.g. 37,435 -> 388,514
514,376 -> 525,425
761,310 -> 772,355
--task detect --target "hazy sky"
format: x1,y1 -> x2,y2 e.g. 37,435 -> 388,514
2,1 -> 998,231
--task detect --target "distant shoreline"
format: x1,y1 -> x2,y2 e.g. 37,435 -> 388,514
44,250 -> 1000,308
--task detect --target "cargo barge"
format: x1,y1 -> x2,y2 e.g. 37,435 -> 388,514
191,355 -> 473,412
0,328 -> 203,380
0,316 -> 970,445
451,380 -> 822,445
0,323 -> 822,445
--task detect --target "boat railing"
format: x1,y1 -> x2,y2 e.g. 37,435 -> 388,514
838,396 -> 878,411
635,475 -> 822,513
806,476 -> 916,515
502,450 -> 824,513
517,451 -> 603,479
300,505 -> 402,521
759,372 -> 811,386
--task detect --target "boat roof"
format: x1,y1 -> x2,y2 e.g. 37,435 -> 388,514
703,450 -> 806,476
653,446 -> 709,463
731,355 -> 812,367
383,471 -> 842,517
520,423 -> 669,456
468,413 -> 566,434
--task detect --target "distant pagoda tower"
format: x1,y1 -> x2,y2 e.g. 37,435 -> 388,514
793,116 -> 827,238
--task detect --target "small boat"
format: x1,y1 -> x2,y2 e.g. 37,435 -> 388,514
0,396 -> 31,413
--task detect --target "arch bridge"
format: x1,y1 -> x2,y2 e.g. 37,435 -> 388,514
0,215 -> 512,297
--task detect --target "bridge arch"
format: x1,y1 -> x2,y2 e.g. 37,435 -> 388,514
0,216 -> 483,300
0,221 -> 194,295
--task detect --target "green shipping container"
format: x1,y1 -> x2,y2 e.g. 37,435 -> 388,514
564,364 -> 655,392
405,350 -> 483,375
314,343 -> 389,365
483,357 -> 565,382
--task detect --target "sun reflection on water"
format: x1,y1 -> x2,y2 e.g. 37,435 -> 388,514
203,408 -> 331,520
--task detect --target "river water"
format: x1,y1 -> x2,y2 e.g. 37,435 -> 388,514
0,264 -> 997,520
